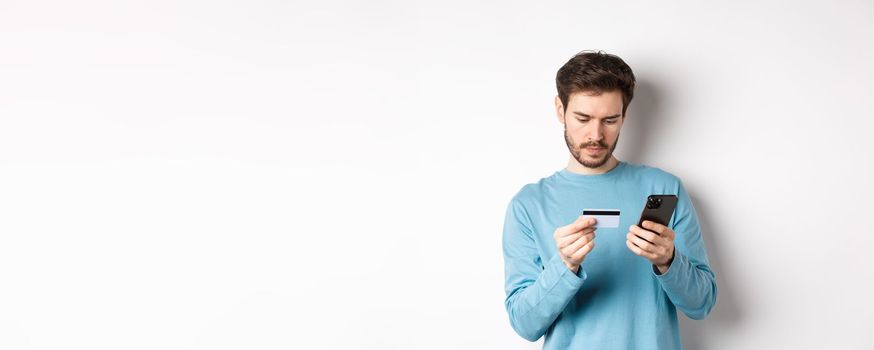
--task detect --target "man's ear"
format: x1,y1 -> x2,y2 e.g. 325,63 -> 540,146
555,95 -> 565,125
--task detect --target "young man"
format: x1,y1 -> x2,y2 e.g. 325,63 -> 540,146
502,51 -> 717,349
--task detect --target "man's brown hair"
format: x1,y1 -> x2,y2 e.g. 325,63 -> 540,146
556,51 -> 636,116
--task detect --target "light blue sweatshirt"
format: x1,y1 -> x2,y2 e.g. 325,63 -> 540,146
502,161 -> 717,349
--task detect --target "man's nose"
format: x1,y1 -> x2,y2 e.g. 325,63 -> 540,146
584,122 -> 604,142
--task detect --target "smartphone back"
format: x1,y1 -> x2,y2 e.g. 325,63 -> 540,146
637,195 -> 678,227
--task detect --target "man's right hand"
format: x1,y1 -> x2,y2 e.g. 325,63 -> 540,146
553,215 -> 597,274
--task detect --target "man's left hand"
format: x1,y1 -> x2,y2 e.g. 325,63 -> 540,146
626,220 -> 675,274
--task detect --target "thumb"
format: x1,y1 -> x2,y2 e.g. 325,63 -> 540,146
575,216 -> 596,230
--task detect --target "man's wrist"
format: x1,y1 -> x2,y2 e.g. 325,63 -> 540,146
654,249 -> 676,274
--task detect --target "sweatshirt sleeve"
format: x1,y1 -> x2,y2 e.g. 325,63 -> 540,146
502,197 -> 585,341
654,180 -> 718,320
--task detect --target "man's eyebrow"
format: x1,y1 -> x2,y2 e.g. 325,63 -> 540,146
572,112 -> 622,119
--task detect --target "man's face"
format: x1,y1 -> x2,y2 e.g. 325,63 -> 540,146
556,90 -> 625,169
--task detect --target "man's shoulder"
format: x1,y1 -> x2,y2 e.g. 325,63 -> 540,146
623,162 -> 682,186
507,172 -> 557,206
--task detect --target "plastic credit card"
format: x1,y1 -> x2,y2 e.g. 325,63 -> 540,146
582,209 -> 620,228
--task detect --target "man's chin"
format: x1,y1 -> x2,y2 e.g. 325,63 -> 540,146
579,155 -> 610,169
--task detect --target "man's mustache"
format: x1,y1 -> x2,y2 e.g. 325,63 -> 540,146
580,141 -> 608,149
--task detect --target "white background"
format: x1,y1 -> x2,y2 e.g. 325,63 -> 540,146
1,1 -> 873,349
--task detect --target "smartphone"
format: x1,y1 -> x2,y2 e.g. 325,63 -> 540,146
637,195 -> 678,233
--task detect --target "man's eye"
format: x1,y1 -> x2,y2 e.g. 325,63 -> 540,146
577,119 -> 589,123
605,119 -> 619,125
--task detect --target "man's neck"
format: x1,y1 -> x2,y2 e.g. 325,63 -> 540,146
565,156 -> 620,175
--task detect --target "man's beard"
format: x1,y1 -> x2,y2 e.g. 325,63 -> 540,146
564,126 -> 619,169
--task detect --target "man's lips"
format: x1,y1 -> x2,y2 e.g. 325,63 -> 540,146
584,147 -> 605,155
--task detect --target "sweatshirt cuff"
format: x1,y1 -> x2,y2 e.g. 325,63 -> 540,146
545,254 -> 586,290
653,249 -> 689,286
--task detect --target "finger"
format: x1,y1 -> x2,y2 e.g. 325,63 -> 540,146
561,232 -> 594,257
559,226 -> 597,246
573,217 -> 597,231
629,225 -> 659,244
563,232 -> 595,256
654,227 -> 675,242
570,240 -> 595,261
626,232 -> 657,253
557,232 -> 583,248
553,215 -> 580,236
642,220 -> 667,235
639,222 -> 676,242
662,226 -> 676,240
582,217 -> 597,229
629,232 -> 670,257
626,239 -> 655,259
555,216 -> 591,238
626,239 -> 642,256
